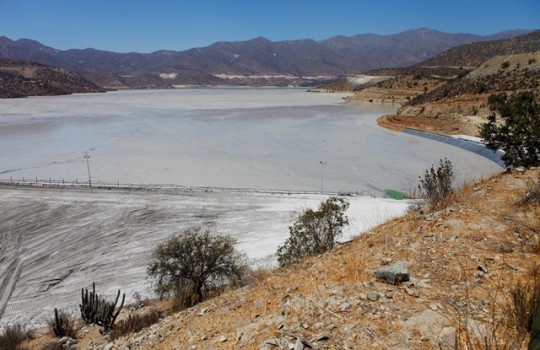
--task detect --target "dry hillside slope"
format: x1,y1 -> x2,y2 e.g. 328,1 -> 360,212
22,168 -> 538,350
378,51 -> 540,136
0,58 -> 105,98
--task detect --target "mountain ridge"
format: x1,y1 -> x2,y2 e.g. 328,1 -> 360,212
0,29 -> 533,87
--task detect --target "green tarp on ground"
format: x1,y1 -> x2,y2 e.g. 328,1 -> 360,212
384,189 -> 408,200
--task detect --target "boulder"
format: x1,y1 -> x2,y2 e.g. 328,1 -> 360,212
375,264 -> 410,284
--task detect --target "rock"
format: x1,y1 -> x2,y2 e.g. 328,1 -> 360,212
375,264 -> 410,284
515,166 -> 525,173
253,299 -> 263,309
315,332 -> 329,341
367,291 -> 380,301
58,337 -> 70,345
294,339 -> 305,350
405,287 -> 415,296
381,257 -> 392,265
477,265 -> 488,274
264,338 -> 280,346
103,344 -> 114,350
134,334 -> 146,345
219,335 -> 228,342
340,302 -> 351,311
438,327 -> 457,350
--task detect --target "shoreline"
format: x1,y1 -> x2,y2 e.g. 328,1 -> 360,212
375,114 -> 504,167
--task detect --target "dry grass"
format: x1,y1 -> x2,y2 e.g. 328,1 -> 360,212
109,309 -> 162,341
0,324 -> 29,350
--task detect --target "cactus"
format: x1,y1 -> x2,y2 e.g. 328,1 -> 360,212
52,308 -> 66,337
80,282 -> 125,333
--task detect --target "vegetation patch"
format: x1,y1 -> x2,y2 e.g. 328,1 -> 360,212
147,227 -> 248,308
0,324 -> 28,350
109,309 -> 162,341
277,197 -> 349,266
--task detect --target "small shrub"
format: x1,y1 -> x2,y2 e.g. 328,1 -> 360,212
417,158 -> 455,209
0,324 -> 27,350
518,175 -> 540,206
147,227 -> 247,307
109,309 -> 162,340
48,308 -> 78,339
501,60 -> 511,69
277,197 -> 349,266
529,58 -> 537,65
510,266 -> 540,335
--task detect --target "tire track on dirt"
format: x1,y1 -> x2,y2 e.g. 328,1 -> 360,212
0,228 -> 23,320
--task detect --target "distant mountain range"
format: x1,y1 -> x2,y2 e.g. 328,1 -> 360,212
0,29 -> 532,89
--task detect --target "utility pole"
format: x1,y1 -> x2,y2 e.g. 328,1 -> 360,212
319,160 -> 327,194
84,152 -> 92,187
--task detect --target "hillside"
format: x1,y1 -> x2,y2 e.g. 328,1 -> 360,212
331,31 -> 540,136
0,58 -> 105,98
0,29 -> 530,87
380,51 -> 540,136
20,168 -> 540,349
420,30 -> 540,68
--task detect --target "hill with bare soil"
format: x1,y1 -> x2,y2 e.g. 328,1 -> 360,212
420,30 -> 540,68
19,168 -> 540,350
0,58 -> 105,98
382,51 -> 540,136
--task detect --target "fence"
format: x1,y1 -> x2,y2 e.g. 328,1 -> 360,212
0,176 -> 372,197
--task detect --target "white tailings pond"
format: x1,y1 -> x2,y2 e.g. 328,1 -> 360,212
0,89 -> 501,328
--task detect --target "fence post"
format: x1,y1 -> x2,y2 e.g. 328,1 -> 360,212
63,178 -> 64,184
36,177 -> 38,183
76,178 -> 78,184
23,177 -> 25,183
10,176 -> 12,182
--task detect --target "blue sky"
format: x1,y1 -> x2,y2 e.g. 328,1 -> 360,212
1,0 -> 539,53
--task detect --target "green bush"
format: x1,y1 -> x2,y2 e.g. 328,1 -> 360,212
480,92 -> 540,167
277,197 -> 349,266
418,158 -> 455,209
147,227 -> 247,307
